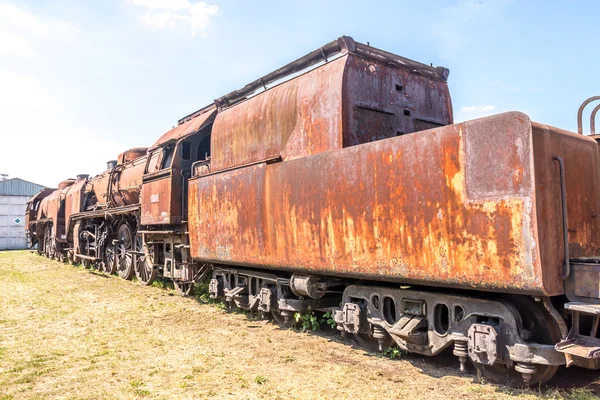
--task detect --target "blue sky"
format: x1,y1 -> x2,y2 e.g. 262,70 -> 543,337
0,0 -> 598,187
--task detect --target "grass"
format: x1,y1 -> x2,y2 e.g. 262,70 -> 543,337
0,250 -> 599,399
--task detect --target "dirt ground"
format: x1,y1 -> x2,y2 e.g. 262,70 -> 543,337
0,251 -> 599,400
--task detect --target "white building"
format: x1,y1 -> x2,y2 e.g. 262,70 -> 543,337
0,178 -> 46,250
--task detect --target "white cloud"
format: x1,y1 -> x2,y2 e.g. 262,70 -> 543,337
0,2 -> 78,35
0,4 -> 121,187
455,105 -> 497,122
128,0 -> 219,37
127,0 -> 191,11
0,70 -> 51,109
0,31 -> 33,57
0,123 -> 131,187
0,2 -> 78,59
461,105 -> 496,114
0,2 -> 38,26
0,70 -> 131,186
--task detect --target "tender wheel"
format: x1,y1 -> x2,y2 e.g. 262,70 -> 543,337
271,310 -> 296,328
116,223 -> 135,280
474,296 -> 560,386
134,234 -> 156,285
173,280 -> 194,296
101,245 -> 117,274
353,332 -> 395,353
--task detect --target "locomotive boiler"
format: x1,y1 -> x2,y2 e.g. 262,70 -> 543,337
26,36 -> 600,386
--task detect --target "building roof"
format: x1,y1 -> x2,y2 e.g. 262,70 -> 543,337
0,178 -> 47,196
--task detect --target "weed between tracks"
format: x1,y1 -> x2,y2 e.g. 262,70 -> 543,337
0,251 -> 598,399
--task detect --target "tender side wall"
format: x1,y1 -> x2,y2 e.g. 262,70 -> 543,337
532,123 -> 600,294
190,112 -> 557,295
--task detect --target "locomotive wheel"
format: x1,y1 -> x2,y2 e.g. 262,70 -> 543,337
353,332 -> 395,353
173,281 -> 194,296
101,245 -> 117,274
44,230 -> 54,259
474,296 -> 560,386
133,234 -> 156,285
44,234 -> 53,259
116,223 -> 135,280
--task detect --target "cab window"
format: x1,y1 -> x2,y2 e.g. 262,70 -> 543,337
181,142 -> 191,160
161,145 -> 174,169
146,150 -> 161,173
196,135 -> 211,161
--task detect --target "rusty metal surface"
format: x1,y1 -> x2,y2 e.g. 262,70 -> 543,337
189,112 -> 600,295
57,179 -> 75,190
108,156 -> 146,207
85,171 -> 110,206
140,175 -> 174,225
532,121 -> 600,291
342,55 -> 452,146
210,56 -> 346,172
210,50 -> 452,173
37,192 -> 50,220
64,177 -> 87,236
151,108 -> 217,150
37,184 -> 75,243
25,187 -> 54,228
117,147 -> 148,164
212,36 -> 449,113
79,155 -> 146,211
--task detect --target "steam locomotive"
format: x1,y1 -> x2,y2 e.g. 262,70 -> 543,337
26,36 -> 600,385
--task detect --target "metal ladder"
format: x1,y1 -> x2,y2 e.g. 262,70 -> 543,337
556,302 -> 600,363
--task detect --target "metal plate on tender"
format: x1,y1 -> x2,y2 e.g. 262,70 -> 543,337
468,324 -> 499,365
573,263 -> 600,299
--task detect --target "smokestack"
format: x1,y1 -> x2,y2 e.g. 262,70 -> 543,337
76,174 -> 89,182
107,160 -> 117,171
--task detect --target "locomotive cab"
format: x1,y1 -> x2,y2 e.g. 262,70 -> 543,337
140,107 -> 216,226
25,187 -> 54,249
136,106 -> 217,292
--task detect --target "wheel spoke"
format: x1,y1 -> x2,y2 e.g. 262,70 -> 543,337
133,234 -> 156,285
116,223 -> 135,280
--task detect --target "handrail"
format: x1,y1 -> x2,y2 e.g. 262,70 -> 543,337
591,103 -> 600,135
553,156 -> 571,279
577,96 -> 600,135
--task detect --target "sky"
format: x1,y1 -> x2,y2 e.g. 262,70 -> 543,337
0,0 -> 598,187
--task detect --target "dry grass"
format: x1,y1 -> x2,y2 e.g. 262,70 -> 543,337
0,250 -> 599,400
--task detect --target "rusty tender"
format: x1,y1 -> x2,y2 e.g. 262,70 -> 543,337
25,36 -> 600,386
